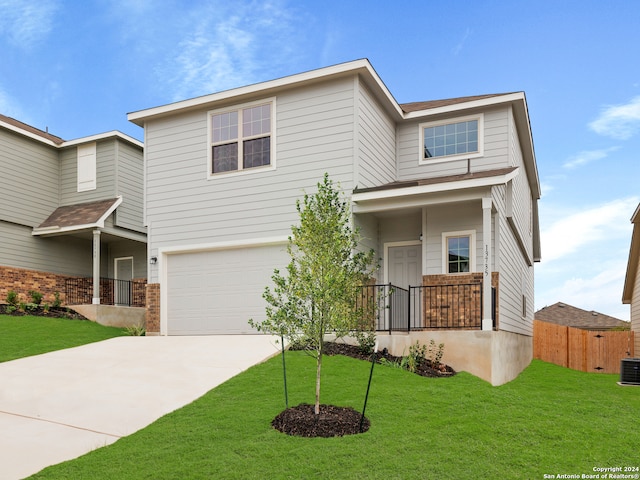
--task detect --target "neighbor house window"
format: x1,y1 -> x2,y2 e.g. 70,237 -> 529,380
209,100 -> 274,176
419,114 -> 483,164
442,230 -> 476,274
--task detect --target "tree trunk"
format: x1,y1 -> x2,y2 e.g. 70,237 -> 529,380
315,349 -> 322,415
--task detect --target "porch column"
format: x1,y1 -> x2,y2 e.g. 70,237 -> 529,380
421,207 -> 427,276
482,197 -> 492,330
92,228 -> 101,305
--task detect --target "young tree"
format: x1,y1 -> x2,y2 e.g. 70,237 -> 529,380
250,173 -> 375,415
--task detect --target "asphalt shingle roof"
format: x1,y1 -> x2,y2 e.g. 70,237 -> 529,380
535,302 -> 629,330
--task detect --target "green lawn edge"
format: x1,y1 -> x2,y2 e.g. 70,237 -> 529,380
28,353 -> 640,480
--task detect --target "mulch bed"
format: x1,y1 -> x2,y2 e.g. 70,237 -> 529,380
272,403 -> 369,437
0,304 -> 87,320
274,341 -> 456,438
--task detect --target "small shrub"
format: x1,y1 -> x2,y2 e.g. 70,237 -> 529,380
43,303 -> 50,312
426,339 -> 445,367
6,305 -> 17,314
52,291 -> 62,308
29,290 -> 43,305
6,290 -> 18,306
379,356 -> 409,370
407,341 -> 427,373
354,329 -> 376,355
125,324 -> 146,336
24,303 -> 39,312
19,302 -> 27,312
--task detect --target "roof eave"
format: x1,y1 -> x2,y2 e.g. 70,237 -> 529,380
127,59 -> 404,126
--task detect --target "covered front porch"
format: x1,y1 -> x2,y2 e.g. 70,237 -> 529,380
32,197 -> 147,326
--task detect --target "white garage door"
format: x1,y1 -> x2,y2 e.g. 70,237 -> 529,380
166,244 -> 288,335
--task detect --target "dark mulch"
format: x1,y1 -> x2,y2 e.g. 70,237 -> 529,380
0,304 -> 87,320
272,403 -> 369,437
322,341 -> 457,378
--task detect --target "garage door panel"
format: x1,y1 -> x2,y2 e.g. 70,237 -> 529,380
166,245 -> 288,335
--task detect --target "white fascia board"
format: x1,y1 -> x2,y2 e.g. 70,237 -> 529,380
403,92 -> 526,120
352,189 -> 489,214
0,119 -> 60,147
128,59 -> 402,125
352,168 -> 519,204
158,236 -> 289,256
101,226 -> 147,243
61,131 -> 143,149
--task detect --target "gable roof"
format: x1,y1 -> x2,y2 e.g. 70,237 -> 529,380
623,203 -> 640,304
535,302 -> 629,330
33,197 -> 122,236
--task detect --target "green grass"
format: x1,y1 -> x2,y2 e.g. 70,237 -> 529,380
0,314 -> 126,362
28,352 -> 640,479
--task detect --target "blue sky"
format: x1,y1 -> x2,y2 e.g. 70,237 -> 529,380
1,0 -> 639,319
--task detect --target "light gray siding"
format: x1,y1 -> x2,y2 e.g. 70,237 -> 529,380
107,239 -> 147,279
114,140 -> 145,232
145,77 -> 357,282
0,220 -> 92,276
492,184 -> 533,336
396,107 -> 511,182
631,261 -> 640,355
356,80 -> 396,188
60,139 -> 116,206
0,128 -> 59,227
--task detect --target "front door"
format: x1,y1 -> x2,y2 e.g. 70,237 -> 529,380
387,244 -> 422,328
388,244 -> 422,289
114,257 -> 133,306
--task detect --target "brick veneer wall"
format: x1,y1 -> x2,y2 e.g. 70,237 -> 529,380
422,272 -> 500,329
146,283 -> 160,334
0,265 -> 69,304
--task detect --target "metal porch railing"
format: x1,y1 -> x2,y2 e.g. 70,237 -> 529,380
65,277 -> 146,307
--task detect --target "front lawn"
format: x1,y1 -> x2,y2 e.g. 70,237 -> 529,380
29,352 -> 639,479
0,314 -> 126,362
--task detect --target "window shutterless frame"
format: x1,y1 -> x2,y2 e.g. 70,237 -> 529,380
419,113 -> 484,165
442,230 -> 476,274
207,97 -> 276,179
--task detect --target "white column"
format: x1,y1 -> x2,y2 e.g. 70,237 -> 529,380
421,207 -> 427,276
482,197 -> 493,330
92,229 -> 101,305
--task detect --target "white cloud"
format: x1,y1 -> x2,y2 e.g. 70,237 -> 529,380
562,146 -> 619,169
0,86 -> 25,119
452,28 -> 472,56
589,96 -> 640,140
536,261 -> 630,320
0,0 -> 58,48
540,197 -> 638,264
162,1 -> 302,102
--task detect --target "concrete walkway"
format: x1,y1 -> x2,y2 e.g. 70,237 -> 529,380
0,335 -> 281,480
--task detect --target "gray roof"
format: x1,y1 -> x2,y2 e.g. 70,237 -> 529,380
535,302 -> 629,330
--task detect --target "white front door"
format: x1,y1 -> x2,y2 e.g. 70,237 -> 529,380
387,244 -> 422,329
388,245 -> 422,289
114,257 -> 133,306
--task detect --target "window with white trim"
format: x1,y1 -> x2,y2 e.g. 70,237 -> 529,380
209,101 -> 273,176
420,114 -> 483,163
442,230 -> 476,274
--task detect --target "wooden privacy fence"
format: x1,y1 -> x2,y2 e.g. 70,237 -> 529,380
534,320 -> 635,373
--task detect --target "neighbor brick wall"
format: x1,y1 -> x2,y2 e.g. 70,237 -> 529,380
0,265 -> 69,304
146,283 -> 160,334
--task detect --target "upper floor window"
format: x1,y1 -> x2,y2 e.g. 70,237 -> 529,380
419,114 -> 483,164
209,100 -> 274,177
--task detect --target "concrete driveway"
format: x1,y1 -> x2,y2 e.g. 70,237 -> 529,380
0,335 -> 281,480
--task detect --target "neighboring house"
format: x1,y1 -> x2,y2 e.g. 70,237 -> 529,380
535,302 -> 629,330
0,114 -> 147,322
622,203 -> 640,355
128,59 -> 541,385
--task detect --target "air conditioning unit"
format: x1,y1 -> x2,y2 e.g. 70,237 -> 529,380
620,358 -> 640,385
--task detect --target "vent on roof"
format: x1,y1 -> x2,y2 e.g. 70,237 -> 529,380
620,358 -> 640,385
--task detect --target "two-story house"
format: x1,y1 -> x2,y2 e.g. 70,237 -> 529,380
0,114 -> 147,324
128,59 -> 541,385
